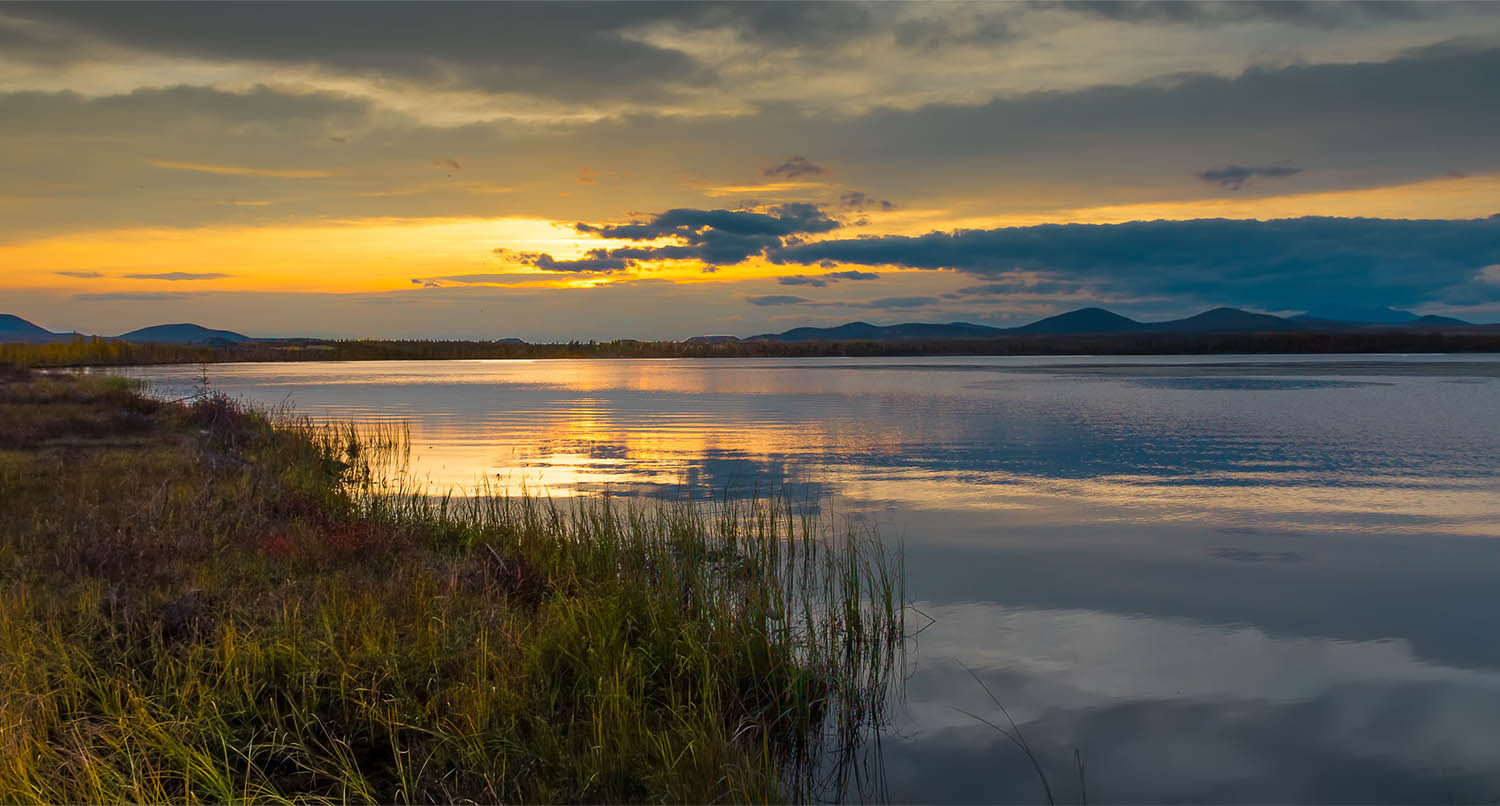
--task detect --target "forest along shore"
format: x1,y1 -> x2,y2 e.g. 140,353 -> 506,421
0,369 -> 901,803
6,325 -> 1500,369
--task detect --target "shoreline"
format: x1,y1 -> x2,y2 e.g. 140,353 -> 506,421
6,326 -> 1500,369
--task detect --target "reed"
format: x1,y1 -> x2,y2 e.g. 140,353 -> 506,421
0,371 -> 902,803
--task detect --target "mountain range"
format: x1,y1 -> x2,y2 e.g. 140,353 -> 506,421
0,306 -> 1485,346
0,318 -> 253,346
723,306 -> 1475,343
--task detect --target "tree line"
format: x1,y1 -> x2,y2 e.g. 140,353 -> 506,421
5,328 -> 1500,368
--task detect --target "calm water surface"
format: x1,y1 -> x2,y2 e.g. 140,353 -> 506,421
121,355 -> 1500,803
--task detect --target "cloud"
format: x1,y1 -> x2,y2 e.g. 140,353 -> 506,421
4,3 -> 715,102
1195,163 -> 1303,190
951,276 -> 1085,296
1040,0 -> 1449,29
72,292 -> 199,302
493,249 -> 629,273
777,269 -> 882,287
121,272 -> 231,281
864,295 -> 938,309
839,190 -> 895,210
763,156 -> 824,178
410,272 -> 582,288
777,275 -> 828,288
4,43 -> 1499,244
769,216 -> 1500,310
150,160 -> 332,179
745,294 -> 810,307
54,270 -> 103,278
0,86 -> 371,139
562,203 -> 841,266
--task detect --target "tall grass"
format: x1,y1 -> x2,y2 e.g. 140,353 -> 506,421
0,372 -> 902,803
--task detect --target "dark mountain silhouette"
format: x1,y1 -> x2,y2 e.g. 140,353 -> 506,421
731,306 -> 1478,343
1405,314 -> 1471,328
1012,307 -> 1140,334
2,305 -> 1482,351
116,323 -> 252,345
0,314 -> 58,343
0,314 -> 83,344
1142,307 -> 1296,333
747,321 -> 1003,342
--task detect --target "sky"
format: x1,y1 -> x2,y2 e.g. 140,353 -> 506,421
3,0 -> 1500,340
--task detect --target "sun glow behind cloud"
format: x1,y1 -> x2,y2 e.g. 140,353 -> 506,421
7,171 -> 1500,305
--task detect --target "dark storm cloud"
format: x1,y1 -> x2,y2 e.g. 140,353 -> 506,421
752,294 -> 936,311
568,203 -> 840,265
770,216 -> 1500,310
745,294 -> 810,307
2,2 -> 713,101
577,203 -> 837,240
121,272 -> 231,281
1196,163 -> 1303,190
777,269 -> 881,287
0,2 -> 925,103
1039,1 -> 1449,28
839,191 -> 895,210
493,249 -> 630,274
762,156 -> 824,179
777,275 -> 828,288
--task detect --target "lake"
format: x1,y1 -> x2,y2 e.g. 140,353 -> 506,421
118,355 -> 1500,803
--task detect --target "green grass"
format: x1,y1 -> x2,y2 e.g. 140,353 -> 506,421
0,370 -> 902,803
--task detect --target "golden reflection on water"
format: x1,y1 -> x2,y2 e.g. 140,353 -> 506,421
120,356 -> 1500,539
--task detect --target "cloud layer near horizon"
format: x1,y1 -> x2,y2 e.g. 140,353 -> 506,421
500,211 -> 1500,313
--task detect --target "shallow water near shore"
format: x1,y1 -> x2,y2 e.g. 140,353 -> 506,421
117,354 -> 1500,803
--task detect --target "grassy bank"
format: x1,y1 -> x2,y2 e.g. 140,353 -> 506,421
0,370 -> 902,803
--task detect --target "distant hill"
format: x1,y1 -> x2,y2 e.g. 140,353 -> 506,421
1012,307 -> 1140,334
746,321 -> 1003,342
0,314 -> 59,343
0,314 -> 80,344
1144,307 -> 1296,333
1405,314 -> 1471,328
116,323 -> 252,345
724,306 -> 1479,343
